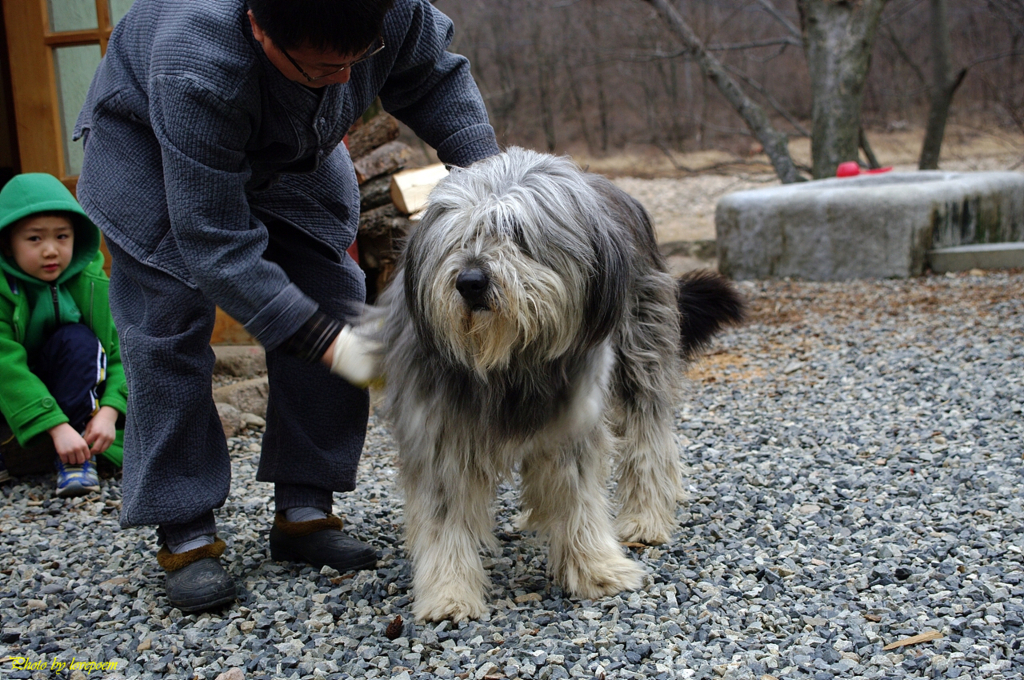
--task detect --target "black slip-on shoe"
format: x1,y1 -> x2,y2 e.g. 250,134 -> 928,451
157,538 -> 236,613
269,513 -> 379,573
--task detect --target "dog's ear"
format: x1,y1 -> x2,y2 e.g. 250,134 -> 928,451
401,204 -> 446,355
579,184 -> 633,349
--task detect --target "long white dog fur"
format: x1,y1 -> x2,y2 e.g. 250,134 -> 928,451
369,148 -> 743,621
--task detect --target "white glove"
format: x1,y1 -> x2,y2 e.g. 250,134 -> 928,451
330,325 -> 383,388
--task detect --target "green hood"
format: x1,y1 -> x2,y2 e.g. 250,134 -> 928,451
0,173 -> 102,353
0,173 -> 101,285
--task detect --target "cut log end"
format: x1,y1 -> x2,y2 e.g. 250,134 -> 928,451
390,163 -> 450,214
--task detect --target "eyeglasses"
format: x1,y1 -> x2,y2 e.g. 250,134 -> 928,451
282,36 -> 386,83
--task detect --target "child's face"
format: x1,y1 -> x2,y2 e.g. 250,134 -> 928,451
6,214 -> 75,282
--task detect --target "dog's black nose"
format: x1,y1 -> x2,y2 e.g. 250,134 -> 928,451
456,268 -> 489,307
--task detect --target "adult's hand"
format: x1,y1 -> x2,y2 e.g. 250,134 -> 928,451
323,325 -> 383,388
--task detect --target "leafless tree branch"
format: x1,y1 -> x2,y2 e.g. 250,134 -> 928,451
707,37 -> 803,51
756,0 -> 802,38
962,50 -> 1024,68
986,0 -> 1024,39
882,23 -> 928,87
860,127 -> 882,168
654,140 -> 776,173
722,63 -> 811,137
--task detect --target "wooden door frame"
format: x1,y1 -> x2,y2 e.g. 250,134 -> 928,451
2,0 -> 113,191
0,5 -> 22,183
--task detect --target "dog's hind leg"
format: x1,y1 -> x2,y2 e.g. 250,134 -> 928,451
610,399 -> 681,545
402,450 -> 497,622
520,425 -> 644,600
610,271 -> 684,545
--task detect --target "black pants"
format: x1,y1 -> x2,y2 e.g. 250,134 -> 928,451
34,323 -> 108,432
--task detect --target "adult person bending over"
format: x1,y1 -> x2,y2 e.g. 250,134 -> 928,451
75,0 -> 499,613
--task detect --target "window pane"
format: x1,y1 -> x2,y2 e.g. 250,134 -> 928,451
108,0 -> 135,26
53,44 -> 102,176
48,0 -> 98,32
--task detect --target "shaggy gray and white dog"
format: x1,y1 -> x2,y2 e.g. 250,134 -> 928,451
372,147 -> 743,622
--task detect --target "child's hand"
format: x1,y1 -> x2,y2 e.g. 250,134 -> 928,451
83,406 -> 119,455
48,423 -> 91,465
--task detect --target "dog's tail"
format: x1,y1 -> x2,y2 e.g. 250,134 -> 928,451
676,270 -> 745,360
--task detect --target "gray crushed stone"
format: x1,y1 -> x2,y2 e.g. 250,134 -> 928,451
1,270 -> 1022,680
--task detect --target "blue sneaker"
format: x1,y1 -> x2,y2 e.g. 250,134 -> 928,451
54,457 -> 100,497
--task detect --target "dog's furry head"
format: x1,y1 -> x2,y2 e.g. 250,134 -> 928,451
399,148 -> 631,375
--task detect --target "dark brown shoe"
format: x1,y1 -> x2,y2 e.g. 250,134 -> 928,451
269,514 -> 379,573
157,538 -> 236,613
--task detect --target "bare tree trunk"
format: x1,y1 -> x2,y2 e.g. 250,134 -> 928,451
796,0 -> 887,178
483,2 -> 519,142
640,0 -> 804,183
918,0 -> 967,169
698,74 -> 709,149
536,59 -> 557,152
532,13 -> 557,152
584,4 -> 610,153
667,60 -> 685,147
565,56 -> 595,154
656,58 -> 684,149
595,66 -> 610,153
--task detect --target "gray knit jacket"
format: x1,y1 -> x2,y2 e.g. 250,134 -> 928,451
74,0 -> 498,351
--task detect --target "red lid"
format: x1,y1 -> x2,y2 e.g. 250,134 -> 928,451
836,161 -> 861,177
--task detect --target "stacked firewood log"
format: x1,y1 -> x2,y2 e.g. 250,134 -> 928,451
349,111 -> 448,303
349,112 -> 412,302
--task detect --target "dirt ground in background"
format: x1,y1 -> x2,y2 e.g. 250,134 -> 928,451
576,124 -> 1024,179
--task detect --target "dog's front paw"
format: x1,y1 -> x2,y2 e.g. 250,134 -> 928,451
413,585 -> 488,622
615,511 -> 675,546
557,551 -> 644,601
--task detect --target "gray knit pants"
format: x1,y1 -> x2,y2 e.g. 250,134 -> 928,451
106,222 -> 369,546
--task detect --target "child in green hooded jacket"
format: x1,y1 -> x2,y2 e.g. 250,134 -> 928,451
0,173 -> 127,497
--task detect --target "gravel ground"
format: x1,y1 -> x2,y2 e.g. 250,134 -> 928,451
2,270 -> 1022,680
